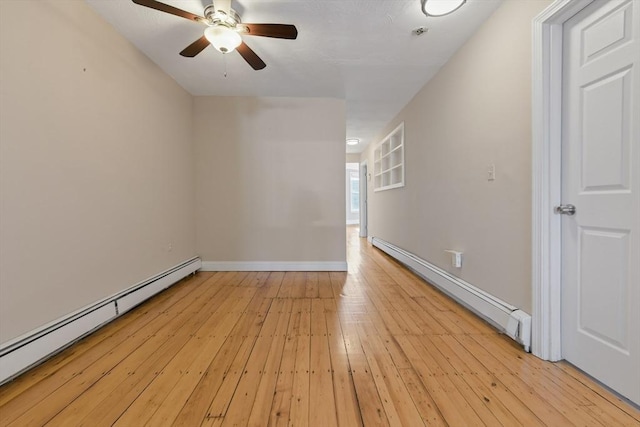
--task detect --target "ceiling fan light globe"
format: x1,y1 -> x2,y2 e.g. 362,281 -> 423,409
421,0 -> 466,17
205,25 -> 242,53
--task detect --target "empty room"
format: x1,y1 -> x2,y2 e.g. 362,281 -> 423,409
1,0 -> 639,425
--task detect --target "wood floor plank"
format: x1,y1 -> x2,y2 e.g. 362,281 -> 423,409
323,301 -> 363,427
423,335 -> 514,426
305,272 -> 319,299
365,256 -> 428,299
247,298 -> 293,427
328,272 -> 359,301
366,314 -> 412,370
49,279 -> 246,427
318,272 -> 334,299
276,272 -> 295,299
308,298 -> 338,427
269,298 -> 302,427
440,334 -> 543,426
456,333 -> 575,426
289,272 -> 307,299
396,368 -> 447,426
365,286 -> 418,337
113,282 -> 256,426
0,272 -> 214,412
201,295 -> 273,425
471,332 -> 630,426
262,272 -> 286,299
2,227 -> 638,426
0,273 -> 211,408
473,332 -> 640,425
218,298 -> 287,427
395,334 -> 480,426
170,286 -> 271,426
338,317 -> 388,427
555,362 -> 640,424
4,273 -> 230,427
288,298 -> 311,427
357,321 -> 424,427
359,290 -> 407,336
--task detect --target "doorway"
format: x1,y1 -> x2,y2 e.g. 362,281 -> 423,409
532,0 -> 639,405
359,161 -> 368,238
346,163 -> 360,226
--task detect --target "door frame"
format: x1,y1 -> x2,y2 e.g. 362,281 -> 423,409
359,160 -> 368,237
531,0 -> 594,361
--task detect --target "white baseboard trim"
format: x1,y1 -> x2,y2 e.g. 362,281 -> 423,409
371,237 -> 531,351
0,257 -> 201,385
201,261 -> 348,272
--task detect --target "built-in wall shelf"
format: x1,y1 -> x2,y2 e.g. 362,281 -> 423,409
374,122 -> 405,191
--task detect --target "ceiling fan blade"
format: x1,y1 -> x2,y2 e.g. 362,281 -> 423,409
180,36 -> 210,57
132,0 -> 206,24
243,24 -> 298,39
236,42 -> 266,70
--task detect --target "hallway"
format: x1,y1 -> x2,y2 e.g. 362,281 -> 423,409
1,227 -> 639,426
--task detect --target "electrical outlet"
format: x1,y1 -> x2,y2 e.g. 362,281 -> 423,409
487,164 -> 496,181
445,250 -> 463,268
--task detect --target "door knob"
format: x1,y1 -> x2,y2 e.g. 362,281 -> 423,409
554,204 -> 576,215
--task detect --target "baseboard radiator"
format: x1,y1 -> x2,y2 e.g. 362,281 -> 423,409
371,237 -> 531,351
0,257 -> 201,385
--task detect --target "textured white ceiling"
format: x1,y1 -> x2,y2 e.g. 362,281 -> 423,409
85,0 -> 502,153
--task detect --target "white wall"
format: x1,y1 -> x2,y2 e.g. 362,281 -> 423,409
194,96 -> 347,265
363,0 -> 552,313
0,0 -> 196,343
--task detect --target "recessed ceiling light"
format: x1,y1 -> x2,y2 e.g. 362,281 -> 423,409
346,138 -> 360,146
421,0 -> 466,17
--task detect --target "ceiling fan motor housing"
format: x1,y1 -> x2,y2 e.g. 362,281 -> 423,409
204,4 -> 241,28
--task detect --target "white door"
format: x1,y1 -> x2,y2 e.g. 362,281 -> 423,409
561,0 -> 639,405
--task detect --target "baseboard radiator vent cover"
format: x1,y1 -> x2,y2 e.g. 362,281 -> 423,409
371,237 -> 531,351
0,257 -> 201,385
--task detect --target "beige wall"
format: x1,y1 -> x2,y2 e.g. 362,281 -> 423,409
0,1 -> 196,343
194,97 -> 346,263
345,153 -> 360,163
364,0 -> 551,313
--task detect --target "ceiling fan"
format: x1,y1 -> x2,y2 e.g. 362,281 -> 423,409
131,0 -> 298,70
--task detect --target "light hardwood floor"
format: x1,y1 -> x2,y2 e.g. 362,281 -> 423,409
1,227 -> 639,426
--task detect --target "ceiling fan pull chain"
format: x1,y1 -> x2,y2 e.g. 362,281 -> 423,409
223,53 -> 228,78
